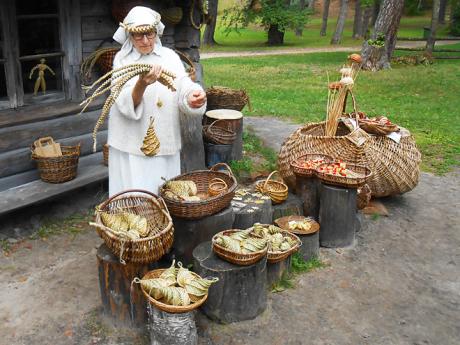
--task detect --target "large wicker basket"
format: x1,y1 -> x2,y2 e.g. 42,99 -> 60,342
140,269 -> 208,314
255,171 -> 288,204
91,189 -> 174,264
31,144 -> 80,183
278,121 -> 421,198
212,229 -> 268,266
205,86 -> 251,111
160,163 -> 238,219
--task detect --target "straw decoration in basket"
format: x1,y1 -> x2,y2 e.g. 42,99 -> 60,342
205,86 -> 252,112
79,63 -> 177,152
202,119 -> 237,145
31,143 -> 81,183
90,189 -> 174,264
255,171 -> 288,204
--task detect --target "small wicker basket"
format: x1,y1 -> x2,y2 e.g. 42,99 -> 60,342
31,144 -> 80,183
140,269 -> 208,314
267,230 -> 301,264
91,189 -> 174,264
202,119 -> 237,145
255,171 -> 288,204
212,230 -> 268,266
205,86 -> 251,111
358,118 -> 400,136
208,178 -> 228,197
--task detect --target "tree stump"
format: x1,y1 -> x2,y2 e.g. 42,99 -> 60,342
297,231 -> 320,262
267,256 -> 292,288
147,305 -> 197,345
296,177 -> 320,220
193,241 -> 267,324
319,184 -> 357,247
271,192 -> 304,222
96,243 -> 159,327
170,206 -> 234,266
232,188 -> 273,229
204,142 -> 233,168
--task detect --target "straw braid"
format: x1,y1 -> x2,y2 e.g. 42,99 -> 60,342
120,23 -> 157,34
79,63 -> 177,152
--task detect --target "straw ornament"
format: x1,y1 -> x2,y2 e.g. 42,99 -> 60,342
141,117 -> 160,156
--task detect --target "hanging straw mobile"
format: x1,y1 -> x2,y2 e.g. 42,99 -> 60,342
79,63 -> 177,152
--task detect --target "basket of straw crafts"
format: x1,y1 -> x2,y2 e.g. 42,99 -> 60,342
140,269 -> 209,313
290,153 -> 334,178
202,119 -> 237,145
277,121 -> 421,198
160,163 -> 237,219
31,143 -> 80,183
103,144 -> 109,166
255,171 -> 288,204
315,162 -> 372,188
212,230 -> 268,266
205,86 -> 251,111
91,189 -> 174,264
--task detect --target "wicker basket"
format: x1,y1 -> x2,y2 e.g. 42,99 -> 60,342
274,215 -> 320,235
160,163 -> 237,219
205,86 -> 251,111
160,7 -> 184,26
140,269 -> 208,313
290,153 -> 334,178
31,144 -> 80,183
357,183 -> 372,210
202,119 -> 237,145
91,189 -> 174,264
358,118 -> 400,136
208,178 -> 228,197
212,230 -> 268,266
103,144 -> 109,166
278,121 -> 421,198
175,49 -> 196,81
255,171 -> 288,204
97,47 -> 120,74
315,162 -> 372,188
267,230 -> 301,264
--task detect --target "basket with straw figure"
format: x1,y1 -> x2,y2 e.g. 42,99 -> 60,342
255,171 -> 288,204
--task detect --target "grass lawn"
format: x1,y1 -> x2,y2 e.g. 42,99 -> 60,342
202,52 -> 460,174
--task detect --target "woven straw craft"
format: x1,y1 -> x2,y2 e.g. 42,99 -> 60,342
205,86 -> 251,111
208,178 -> 228,197
277,121 -> 421,198
31,144 -> 80,183
255,171 -> 288,204
90,189 -> 174,264
202,119 -> 237,145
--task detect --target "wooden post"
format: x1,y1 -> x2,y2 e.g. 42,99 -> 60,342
96,243 -> 159,327
271,192 -> 304,222
267,256 -> 292,288
295,176 -> 320,220
193,241 -> 267,323
147,305 -> 197,345
319,184 -> 357,247
297,231 -> 319,261
232,189 -> 273,230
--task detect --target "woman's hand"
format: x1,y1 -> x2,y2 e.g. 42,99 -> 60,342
187,90 -> 206,108
138,64 -> 163,86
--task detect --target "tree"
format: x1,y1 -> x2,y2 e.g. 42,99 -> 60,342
222,0 -> 310,46
450,0 -> 460,36
353,0 -> 364,39
203,0 -> 219,46
295,0 -> 307,36
438,0 -> 448,23
331,0 -> 349,44
320,0 -> 331,36
361,0 -> 404,71
426,0 -> 440,55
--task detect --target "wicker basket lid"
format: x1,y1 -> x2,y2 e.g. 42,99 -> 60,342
205,109 -> 243,120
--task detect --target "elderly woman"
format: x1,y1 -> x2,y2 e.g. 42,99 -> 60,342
108,6 -> 206,196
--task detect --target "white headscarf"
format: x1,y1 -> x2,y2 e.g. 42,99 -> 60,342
113,6 -> 165,62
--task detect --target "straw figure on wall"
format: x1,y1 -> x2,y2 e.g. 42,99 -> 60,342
29,58 -> 56,96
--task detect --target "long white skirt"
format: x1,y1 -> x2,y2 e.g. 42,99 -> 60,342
109,147 -> 181,197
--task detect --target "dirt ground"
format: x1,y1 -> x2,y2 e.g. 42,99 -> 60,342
1,120 -> 459,345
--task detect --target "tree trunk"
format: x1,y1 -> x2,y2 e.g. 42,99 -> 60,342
308,0 -> 316,11
361,6 -> 373,39
353,0 -> 363,39
372,0 -> 380,25
268,24 -> 285,45
361,0 -> 405,71
295,0 -> 307,36
202,0 -> 218,46
331,0 -> 349,44
438,0 -> 448,24
320,0 -> 331,36
426,0 -> 441,55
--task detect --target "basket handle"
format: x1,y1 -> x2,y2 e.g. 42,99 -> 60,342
157,196 -> 172,218
98,189 -> 162,209
35,136 -> 56,147
263,170 -> 280,190
348,90 -> 361,128
208,119 -> 224,131
210,163 -> 234,177
209,178 -> 228,190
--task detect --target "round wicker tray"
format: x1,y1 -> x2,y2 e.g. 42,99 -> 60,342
290,153 -> 333,178
212,230 -> 268,266
274,215 -> 320,235
140,269 -> 208,314
315,163 -> 372,188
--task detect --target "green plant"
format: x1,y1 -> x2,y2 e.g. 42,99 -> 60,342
0,240 -> 11,254
271,270 -> 295,292
229,157 -> 254,178
451,0 -> 460,36
30,210 -> 93,240
368,32 -> 386,47
290,253 -> 327,274
371,213 -> 381,221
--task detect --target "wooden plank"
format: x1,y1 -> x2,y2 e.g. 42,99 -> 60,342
0,152 -> 108,215
0,108 -> 107,153
81,15 -> 117,41
0,130 -> 108,178
80,0 -> 112,17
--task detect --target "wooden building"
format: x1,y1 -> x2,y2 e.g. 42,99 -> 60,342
0,0 -> 206,215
